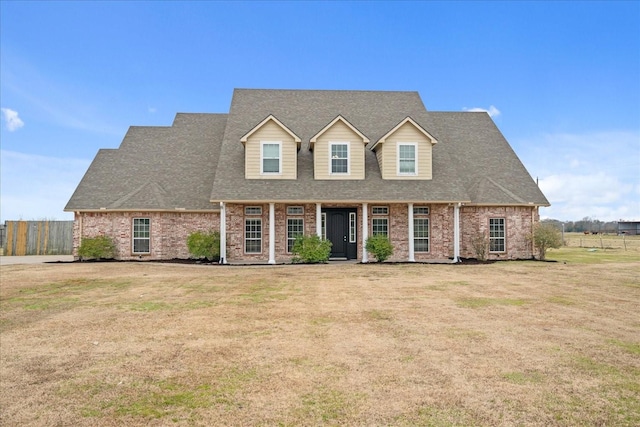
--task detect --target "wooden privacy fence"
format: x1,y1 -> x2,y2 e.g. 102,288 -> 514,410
1,221 -> 74,256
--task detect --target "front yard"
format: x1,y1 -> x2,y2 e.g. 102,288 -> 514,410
1,259 -> 639,425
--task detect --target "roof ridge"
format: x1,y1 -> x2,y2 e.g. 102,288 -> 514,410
110,181 -> 168,208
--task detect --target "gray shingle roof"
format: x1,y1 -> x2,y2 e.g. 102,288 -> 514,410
209,89 -> 548,205
65,114 -> 227,211
66,89 -> 549,211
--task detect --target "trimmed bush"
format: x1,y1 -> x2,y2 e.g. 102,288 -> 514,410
366,234 -> 394,262
187,231 -> 220,262
291,234 -> 332,264
78,235 -> 116,260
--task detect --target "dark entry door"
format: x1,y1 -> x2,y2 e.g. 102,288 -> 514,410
324,209 -> 357,260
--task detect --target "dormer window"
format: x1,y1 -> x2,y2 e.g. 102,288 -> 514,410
398,143 -> 417,175
261,142 -> 281,174
330,142 -> 349,174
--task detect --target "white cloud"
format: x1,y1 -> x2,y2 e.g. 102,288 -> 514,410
463,105 -> 501,117
148,107 -> 157,114
0,150 -> 90,221
514,130 -> 640,222
1,108 -> 25,131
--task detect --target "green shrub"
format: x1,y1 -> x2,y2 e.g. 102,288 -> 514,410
187,231 -> 220,261
531,222 -> 562,260
366,234 -> 394,262
291,234 -> 332,264
78,235 -> 116,260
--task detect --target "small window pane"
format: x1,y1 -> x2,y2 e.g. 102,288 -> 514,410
287,206 -> 304,215
321,213 -> 327,240
413,206 -> 429,215
245,206 -> 262,215
372,206 -> 388,215
349,212 -> 356,243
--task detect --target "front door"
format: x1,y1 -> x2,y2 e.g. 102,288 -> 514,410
323,209 -> 357,260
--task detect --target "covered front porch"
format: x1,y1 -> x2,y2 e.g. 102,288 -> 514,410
218,202 -> 462,264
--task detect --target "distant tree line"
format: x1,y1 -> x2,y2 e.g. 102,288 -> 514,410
541,217 -> 620,234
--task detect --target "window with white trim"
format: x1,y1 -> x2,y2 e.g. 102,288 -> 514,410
489,218 -> 506,252
372,206 -> 388,215
398,143 -> 417,175
372,206 -> 389,236
245,218 -> 262,253
349,212 -> 356,243
132,218 -> 150,254
287,206 -> 304,215
321,213 -> 327,240
414,218 -> 429,252
261,142 -> 281,174
330,142 -> 349,174
372,218 -> 388,236
287,218 -> 304,253
245,206 -> 262,215
413,206 -> 429,215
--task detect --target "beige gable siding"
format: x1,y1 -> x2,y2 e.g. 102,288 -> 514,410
313,120 -> 365,180
245,120 -> 297,179
377,122 -> 433,180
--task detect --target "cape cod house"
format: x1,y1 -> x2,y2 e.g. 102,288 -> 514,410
65,89 -> 549,263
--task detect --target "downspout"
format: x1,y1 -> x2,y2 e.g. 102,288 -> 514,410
219,202 -> 227,264
452,203 -> 461,263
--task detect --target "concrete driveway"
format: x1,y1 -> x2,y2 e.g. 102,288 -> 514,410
0,255 -> 75,266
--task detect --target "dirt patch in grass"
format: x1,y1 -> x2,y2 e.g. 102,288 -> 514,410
1,261 -> 639,426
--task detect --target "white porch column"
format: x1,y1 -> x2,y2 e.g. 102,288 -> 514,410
316,203 -> 322,237
362,202 -> 369,263
268,202 -> 276,264
408,202 -> 415,262
219,202 -> 227,264
453,203 -> 461,263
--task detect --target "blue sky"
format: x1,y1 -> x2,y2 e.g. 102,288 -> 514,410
1,1 -> 638,222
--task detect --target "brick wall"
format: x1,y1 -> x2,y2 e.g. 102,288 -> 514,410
460,206 -> 538,260
74,211 -> 219,260
73,205 -> 539,262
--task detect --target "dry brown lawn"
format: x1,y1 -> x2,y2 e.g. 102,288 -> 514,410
1,260 -> 639,426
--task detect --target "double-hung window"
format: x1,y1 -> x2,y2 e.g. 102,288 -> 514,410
489,218 -> 506,252
132,218 -> 150,254
398,143 -> 417,175
372,206 -> 389,237
287,218 -> 304,253
414,218 -> 429,252
245,206 -> 262,254
287,206 -> 304,253
330,142 -> 349,174
261,142 -> 281,174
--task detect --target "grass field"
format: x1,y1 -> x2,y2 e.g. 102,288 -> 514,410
1,256 -> 639,426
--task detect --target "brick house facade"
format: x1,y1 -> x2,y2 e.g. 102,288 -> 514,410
66,89 -> 549,263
